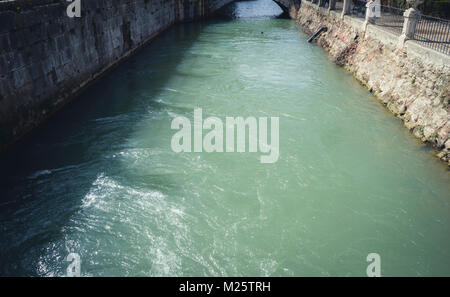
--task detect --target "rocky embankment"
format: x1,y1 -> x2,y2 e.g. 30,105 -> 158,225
297,3 -> 450,164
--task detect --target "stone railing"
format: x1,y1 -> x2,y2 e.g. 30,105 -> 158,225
298,1 -> 450,164
303,0 -> 450,55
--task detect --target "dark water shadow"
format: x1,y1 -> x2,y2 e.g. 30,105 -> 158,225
0,21 -> 208,276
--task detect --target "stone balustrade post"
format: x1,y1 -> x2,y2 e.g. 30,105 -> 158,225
341,0 -> 352,18
397,8 -> 420,48
402,8 -> 420,39
362,0 -> 375,33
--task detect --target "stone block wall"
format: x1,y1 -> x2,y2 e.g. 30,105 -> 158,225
0,0 -> 211,153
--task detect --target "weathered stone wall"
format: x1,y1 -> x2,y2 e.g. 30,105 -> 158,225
0,0 -> 303,153
297,3 -> 450,164
0,0 -> 214,153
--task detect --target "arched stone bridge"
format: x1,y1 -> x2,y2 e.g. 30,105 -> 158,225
209,0 -> 302,18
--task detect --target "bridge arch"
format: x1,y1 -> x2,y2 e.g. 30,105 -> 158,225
210,0 -> 302,18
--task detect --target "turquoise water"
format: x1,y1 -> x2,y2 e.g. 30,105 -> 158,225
0,0 -> 449,276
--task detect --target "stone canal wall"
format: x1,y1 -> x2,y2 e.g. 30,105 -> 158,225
297,2 -> 450,164
0,0 -> 303,153
0,0 -> 216,153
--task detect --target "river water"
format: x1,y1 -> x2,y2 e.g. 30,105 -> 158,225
0,0 -> 449,276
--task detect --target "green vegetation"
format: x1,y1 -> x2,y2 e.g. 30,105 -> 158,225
417,125 -> 425,137
420,0 -> 450,18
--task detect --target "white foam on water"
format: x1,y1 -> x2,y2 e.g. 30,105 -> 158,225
81,173 -> 124,209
